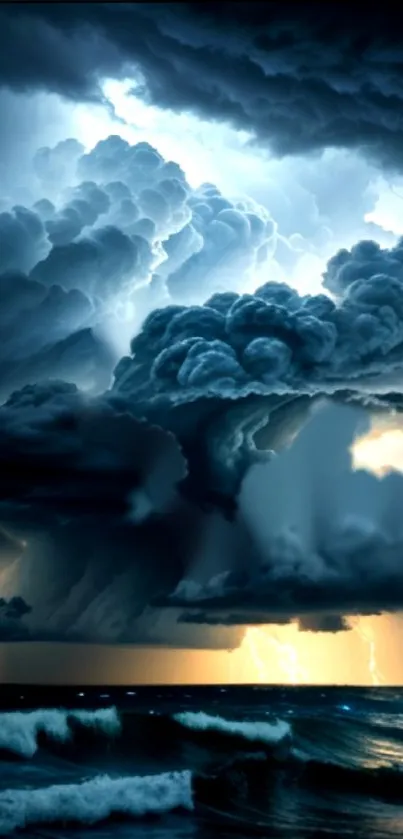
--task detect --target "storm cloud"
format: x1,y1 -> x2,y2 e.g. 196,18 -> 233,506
0,381 -> 197,645
111,251 -> 403,506
3,4 -> 403,170
0,380 -> 186,523
0,597 -> 31,641
3,30 -> 403,648
165,405 -> 403,629
0,133 -> 282,401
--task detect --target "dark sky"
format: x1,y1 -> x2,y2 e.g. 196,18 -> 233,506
2,2 -> 403,683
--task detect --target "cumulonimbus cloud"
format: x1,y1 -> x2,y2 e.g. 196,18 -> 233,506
2,130 -> 403,646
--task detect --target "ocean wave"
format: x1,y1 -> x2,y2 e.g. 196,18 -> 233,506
0,707 -> 120,758
294,755 -> 403,803
173,711 -> 291,746
0,770 -> 193,835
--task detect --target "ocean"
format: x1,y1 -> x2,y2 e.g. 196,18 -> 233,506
1,685 -> 403,838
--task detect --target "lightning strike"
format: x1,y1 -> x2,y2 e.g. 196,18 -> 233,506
354,620 -> 383,686
245,626 -> 309,685
244,627 -> 269,682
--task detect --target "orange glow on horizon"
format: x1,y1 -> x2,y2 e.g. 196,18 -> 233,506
230,614 -> 401,686
244,626 -> 309,684
0,612 -> 402,685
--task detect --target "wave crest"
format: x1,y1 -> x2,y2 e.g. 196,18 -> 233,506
0,707 -> 120,758
173,711 -> 291,745
0,770 -> 193,835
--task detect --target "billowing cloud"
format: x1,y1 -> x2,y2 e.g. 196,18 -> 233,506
44,181 -> 110,245
164,185 -> 275,302
0,271 -> 114,399
112,253 -> 403,505
118,267 -> 403,404
31,224 -> 153,299
324,238 -> 403,297
33,138 -> 85,198
162,405 -> 403,627
2,116 -> 403,647
0,134 -> 285,400
0,205 -> 49,274
3,4 -> 403,171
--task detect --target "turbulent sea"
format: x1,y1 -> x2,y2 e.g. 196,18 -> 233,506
1,686 -> 403,838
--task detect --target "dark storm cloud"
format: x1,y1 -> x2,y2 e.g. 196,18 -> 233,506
0,271 -> 92,349
297,615 -> 352,633
158,405 -> 403,627
117,265 -> 403,404
0,597 -> 31,641
3,132 -> 403,644
0,380 -> 247,646
12,507 -> 245,647
324,239 -> 403,297
177,611 -> 292,627
3,4 -> 403,170
0,378 -> 188,643
178,611 -> 351,632
111,251 -> 403,505
0,380 -> 186,522
6,231 -> 403,642
4,126 -> 403,643
3,328 -> 115,397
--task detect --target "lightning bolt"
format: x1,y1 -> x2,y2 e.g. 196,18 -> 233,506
245,627 -> 309,685
354,620 -> 383,686
244,627 -> 269,682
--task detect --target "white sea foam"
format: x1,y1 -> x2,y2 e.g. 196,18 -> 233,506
71,707 -> 121,737
0,707 -> 121,758
174,711 -> 291,745
0,770 -> 193,834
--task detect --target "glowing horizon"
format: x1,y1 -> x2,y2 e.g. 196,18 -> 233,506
1,612 -> 402,686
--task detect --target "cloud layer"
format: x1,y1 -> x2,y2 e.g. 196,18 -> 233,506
3,4 -> 403,170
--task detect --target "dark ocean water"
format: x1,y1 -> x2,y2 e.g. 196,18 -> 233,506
1,685 -> 403,838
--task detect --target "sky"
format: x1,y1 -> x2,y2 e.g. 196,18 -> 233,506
3,2 -> 403,685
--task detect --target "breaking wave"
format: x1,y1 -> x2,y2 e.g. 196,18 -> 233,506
0,770 -> 193,835
2,693 -> 403,838
0,707 -> 120,758
173,711 -> 291,745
